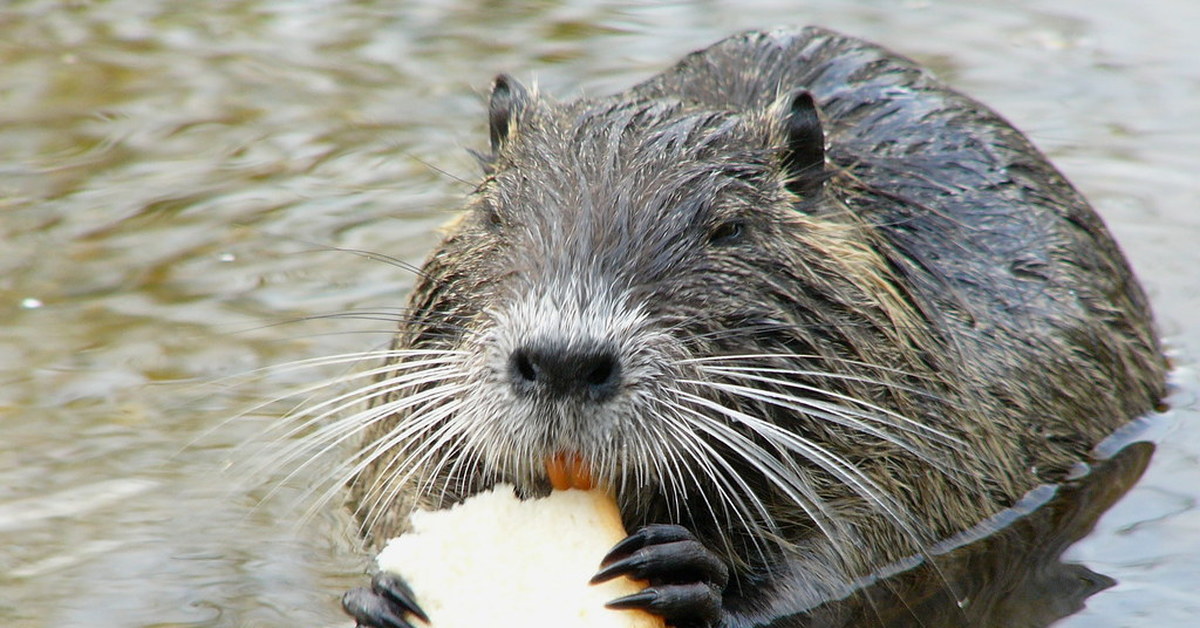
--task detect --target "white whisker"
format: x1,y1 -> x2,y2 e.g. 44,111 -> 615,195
275,382 -> 471,518
660,394 -> 856,571
678,353 -> 931,383
681,377 -> 970,477
246,368 -> 466,487
670,387 -> 937,561
649,398 -> 777,565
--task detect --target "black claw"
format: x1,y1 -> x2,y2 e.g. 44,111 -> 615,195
656,583 -> 723,621
372,572 -> 430,623
606,588 -> 661,610
608,583 -> 724,627
591,556 -> 636,584
341,572 -> 429,628
600,531 -> 650,566
599,523 -> 698,567
593,539 -> 729,588
342,587 -> 416,628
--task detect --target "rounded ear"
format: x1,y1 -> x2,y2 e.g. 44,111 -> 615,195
488,74 -> 530,154
778,89 -> 826,195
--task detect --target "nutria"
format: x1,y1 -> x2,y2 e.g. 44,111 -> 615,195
335,26 -> 1166,627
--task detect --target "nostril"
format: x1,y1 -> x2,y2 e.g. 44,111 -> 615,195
512,349 -> 538,383
581,352 -> 621,402
584,354 -> 616,388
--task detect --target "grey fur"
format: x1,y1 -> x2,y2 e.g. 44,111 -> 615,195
328,27 -> 1165,623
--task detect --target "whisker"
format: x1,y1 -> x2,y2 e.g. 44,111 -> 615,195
678,353 -> 935,384
300,242 -> 432,280
668,387 -> 946,585
649,398 -> 777,565
681,377 -> 971,475
238,362 -> 464,478
263,381 -> 470,514
264,362 -> 463,443
690,370 -> 957,443
326,391 -> 469,525
304,415 -> 449,525
188,349 -> 459,440
691,362 -> 948,404
660,395 -> 856,574
672,387 -> 914,523
362,400 -> 478,531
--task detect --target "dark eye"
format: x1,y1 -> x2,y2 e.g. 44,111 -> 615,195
707,220 -> 745,245
479,202 -> 503,231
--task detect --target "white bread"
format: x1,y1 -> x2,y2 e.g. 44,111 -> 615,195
375,485 -> 664,627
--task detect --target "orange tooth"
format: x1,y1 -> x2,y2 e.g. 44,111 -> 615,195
546,452 -> 594,490
569,454 -> 593,490
547,452 -> 570,491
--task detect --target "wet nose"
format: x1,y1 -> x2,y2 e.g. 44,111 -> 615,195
508,342 -> 622,403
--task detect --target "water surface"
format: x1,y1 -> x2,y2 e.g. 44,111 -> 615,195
2,1 -> 1197,626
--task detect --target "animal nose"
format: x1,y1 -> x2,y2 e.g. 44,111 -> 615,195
508,342 -> 622,403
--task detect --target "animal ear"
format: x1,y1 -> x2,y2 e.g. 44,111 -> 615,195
488,74 -> 529,154
778,89 -> 826,195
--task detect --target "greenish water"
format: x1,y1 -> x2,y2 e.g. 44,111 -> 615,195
2,1 -> 1197,626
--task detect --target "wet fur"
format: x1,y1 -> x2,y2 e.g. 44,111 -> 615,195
332,27 -> 1165,622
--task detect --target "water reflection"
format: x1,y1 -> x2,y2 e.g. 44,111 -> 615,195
800,442 -> 1155,627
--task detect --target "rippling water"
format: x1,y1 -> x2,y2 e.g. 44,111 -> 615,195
2,1 -> 1197,626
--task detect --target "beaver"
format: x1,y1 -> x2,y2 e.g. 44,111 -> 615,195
337,26 -> 1166,627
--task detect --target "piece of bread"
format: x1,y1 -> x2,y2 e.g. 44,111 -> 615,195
375,485 -> 664,627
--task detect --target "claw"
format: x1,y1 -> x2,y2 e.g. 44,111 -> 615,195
610,583 -> 722,625
342,587 -> 416,628
591,555 -> 640,584
341,572 -> 429,628
600,530 -> 650,567
593,539 -> 729,588
372,572 -> 430,623
606,588 -> 661,610
599,523 -> 698,567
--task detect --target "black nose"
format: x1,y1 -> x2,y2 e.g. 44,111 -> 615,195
508,342 -> 622,403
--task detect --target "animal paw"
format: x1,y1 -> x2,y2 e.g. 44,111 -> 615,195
342,572 -> 429,628
591,523 -> 729,628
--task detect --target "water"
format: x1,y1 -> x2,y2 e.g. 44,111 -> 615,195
2,1 -> 1197,626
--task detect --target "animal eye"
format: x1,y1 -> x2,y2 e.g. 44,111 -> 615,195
707,220 -> 745,245
479,202 -> 503,230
